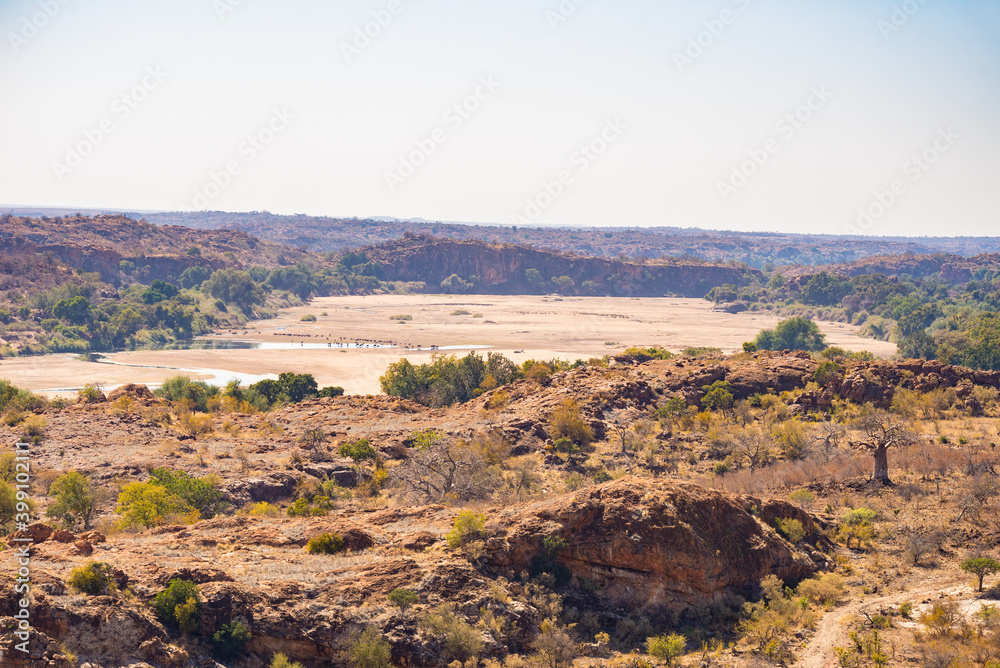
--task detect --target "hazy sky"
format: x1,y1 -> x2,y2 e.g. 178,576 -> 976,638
1,0 -> 998,236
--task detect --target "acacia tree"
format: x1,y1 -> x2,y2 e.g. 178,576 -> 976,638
849,409 -> 914,484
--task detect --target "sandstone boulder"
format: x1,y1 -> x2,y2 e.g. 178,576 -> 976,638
483,478 -> 824,612
108,383 -> 155,402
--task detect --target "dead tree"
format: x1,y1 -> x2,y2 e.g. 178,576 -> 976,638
733,427 -> 771,472
850,409 -> 914,485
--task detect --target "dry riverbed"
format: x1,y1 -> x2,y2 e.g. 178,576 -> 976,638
3,296 -> 895,398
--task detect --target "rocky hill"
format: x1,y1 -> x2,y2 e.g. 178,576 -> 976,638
0,479 -> 826,667
783,252 -> 1000,285
101,209 -> 1000,267
0,214 -> 309,286
3,348 -> 1000,665
362,237 -> 758,297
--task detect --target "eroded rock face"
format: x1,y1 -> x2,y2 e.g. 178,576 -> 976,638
483,479 -> 825,612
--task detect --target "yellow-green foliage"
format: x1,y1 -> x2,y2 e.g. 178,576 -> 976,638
796,573 -> 845,604
270,654 -> 305,668
67,561 -> 116,595
773,517 -> 805,544
305,532 -> 344,555
151,579 -> 201,633
177,411 -> 213,436
445,510 -> 485,548
646,633 -> 686,665
837,507 -> 877,550
420,604 -> 484,662
242,501 -> 281,517
548,399 -> 593,445
348,627 -> 392,668
116,481 -> 191,529
20,415 -> 46,439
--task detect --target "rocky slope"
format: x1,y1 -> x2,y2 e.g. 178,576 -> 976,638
3,351 -> 998,665
0,479 -> 823,667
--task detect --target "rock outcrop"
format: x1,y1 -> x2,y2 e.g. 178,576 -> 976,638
483,479 -> 826,612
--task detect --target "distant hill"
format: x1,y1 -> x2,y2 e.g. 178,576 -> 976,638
122,210 -> 1000,267
0,212 -> 309,285
362,236 -> 758,297
7,206 -> 1000,268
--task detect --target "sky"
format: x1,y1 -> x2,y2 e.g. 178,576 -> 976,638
1,0 -> 998,237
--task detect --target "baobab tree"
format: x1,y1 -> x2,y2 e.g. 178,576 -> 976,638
850,409 -> 915,484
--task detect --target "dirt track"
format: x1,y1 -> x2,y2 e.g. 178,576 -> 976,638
795,576 -> 967,668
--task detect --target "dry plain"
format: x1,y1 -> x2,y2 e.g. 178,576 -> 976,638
2,295 -> 896,397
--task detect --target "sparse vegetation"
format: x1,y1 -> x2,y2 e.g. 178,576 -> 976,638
306,532 -> 345,555
151,579 -> 201,633
67,562 -> 116,595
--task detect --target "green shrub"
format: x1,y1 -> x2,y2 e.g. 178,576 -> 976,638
701,380 -> 734,413
300,314 -> 317,322
270,654 -> 305,668
621,346 -> 674,362
389,314 -> 413,321
348,626 -> 392,668
77,383 -> 103,403
212,620 -> 252,660
445,510 -> 486,548
773,517 -> 806,544
151,579 -> 201,632
813,360 -> 843,385
682,346 -> 722,357
548,399 -> 593,445
149,468 -> 226,519
154,375 -> 219,412
592,470 -> 612,484
842,507 -> 878,526
286,498 -> 311,517
646,633 -> 686,665
388,588 -> 419,612
899,601 -> 913,618
339,438 -> 377,462
306,532 -> 345,555
47,471 -> 98,530
796,573 -> 845,604
755,317 -> 827,352
788,489 -> 815,507
67,562 -> 116,595
116,481 -> 191,529
420,604 -> 483,662
552,437 -> 578,454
